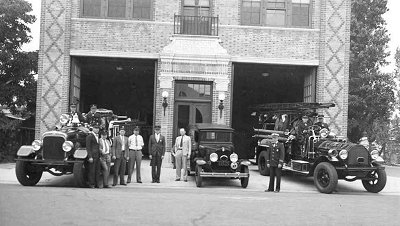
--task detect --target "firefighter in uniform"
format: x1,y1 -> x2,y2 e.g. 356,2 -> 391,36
86,104 -> 101,127
265,133 -> 285,193
314,114 -> 329,130
68,102 -> 85,125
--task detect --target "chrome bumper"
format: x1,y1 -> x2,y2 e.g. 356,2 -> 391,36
199,172 -> 249,178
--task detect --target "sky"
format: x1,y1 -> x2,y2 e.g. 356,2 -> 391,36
21,0 -> 400,73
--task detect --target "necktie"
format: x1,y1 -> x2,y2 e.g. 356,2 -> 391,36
180,136 -> 183,148
135,135 -> 138,148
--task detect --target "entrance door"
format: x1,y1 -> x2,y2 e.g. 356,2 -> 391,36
175,102 -> 211,137
174,81 -> 213,138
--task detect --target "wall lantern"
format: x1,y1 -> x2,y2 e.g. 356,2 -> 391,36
218,92 -> 226,119
162,91 -> 169,116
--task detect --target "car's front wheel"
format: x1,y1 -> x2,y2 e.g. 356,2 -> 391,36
73,161 -> 89,188
240,166 -> 249,188
258,150 -> 270,176
362,168 -> 387,193
195,165 -> 202,187
313,162 -> 338,194
15,160 -> 43,186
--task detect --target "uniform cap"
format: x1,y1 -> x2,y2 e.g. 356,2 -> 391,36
271,133 -> 279,137
100,130 -> 107,136
318,114 -> 324,119
134,126 -> 140,131
90,104 -> 97,109
302,115 -> 308,119
119,126 -> 125,131
154,125 -> 161,130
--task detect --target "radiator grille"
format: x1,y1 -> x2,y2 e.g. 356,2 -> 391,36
42,136 -> 65,160
347,146 -> 369,166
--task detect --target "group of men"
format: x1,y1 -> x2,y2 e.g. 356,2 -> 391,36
85,125 -> 166,188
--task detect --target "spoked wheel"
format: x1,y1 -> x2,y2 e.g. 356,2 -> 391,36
362,168 -> 386,193
258,151 -> 270,176
313,162 -> 338,194
15,160 -> 43,186
240,166 -> 249,188
195,165 -> 203,187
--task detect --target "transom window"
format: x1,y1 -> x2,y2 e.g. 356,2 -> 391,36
241,0 -> 311,27
182,0 -> 211,16
175,82 -> 212,100
81,0 -> 153,20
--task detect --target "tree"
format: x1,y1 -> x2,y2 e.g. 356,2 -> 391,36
348,0 -> 395,143
0,0 -> 37,115
0,0 -> 37,162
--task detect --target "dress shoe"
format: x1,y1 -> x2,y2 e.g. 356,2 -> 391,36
184,179 -> 188,182
112,184 -> 116,186
127,179 -> 131,183
151,181 -> 156,183
120,183 -> 127,186
264,189 -> 274,192
103,185 -> 110,188
137,181 -> 142,183
157,181 -> 160,183
89,185 -> 95,189
274,189 -> 280,193
175,178 -> 180,181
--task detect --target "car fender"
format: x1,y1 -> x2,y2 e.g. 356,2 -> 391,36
17,145 -> 35,157
73,148 -> 88,159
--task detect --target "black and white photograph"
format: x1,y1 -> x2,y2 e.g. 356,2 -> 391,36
1,0 -> 399,225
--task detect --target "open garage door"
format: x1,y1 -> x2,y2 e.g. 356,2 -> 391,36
232,63 -> 317,158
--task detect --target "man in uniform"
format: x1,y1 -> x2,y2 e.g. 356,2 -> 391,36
265,133 -> 285,193
148,125 -> 165,183
68,102 -> 85,124
314,114 -> 329,130
295,115 -> 311,156
86,104 -> 101,127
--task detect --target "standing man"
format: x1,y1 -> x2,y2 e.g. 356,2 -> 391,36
148,125 -> 165,183
86,125 -> 100,188
111,126 -> 129,186
86,104 -> 101,127
68,102 -> 85,124
265,133 -> 285,193
99,130 -> 111,188
173,128 -> 191,182
127,126 -> 144,183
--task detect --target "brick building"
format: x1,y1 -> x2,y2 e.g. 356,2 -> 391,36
36,0 -> 350,160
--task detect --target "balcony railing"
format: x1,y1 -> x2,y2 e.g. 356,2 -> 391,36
174,14 -> 219,36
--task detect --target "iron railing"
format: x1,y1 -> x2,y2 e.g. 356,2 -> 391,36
174,14 -> 219,36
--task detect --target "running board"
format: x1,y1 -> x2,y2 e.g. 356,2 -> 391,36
282,165 -> 309,175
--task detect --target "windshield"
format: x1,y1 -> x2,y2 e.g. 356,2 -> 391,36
200,131 -> 232,143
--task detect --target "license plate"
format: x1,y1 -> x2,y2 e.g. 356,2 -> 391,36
218,161 -> 229,166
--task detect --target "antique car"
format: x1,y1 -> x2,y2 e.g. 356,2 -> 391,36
187,123 -> 250,188
15,108 -> 146,187
251,102 -> 387,194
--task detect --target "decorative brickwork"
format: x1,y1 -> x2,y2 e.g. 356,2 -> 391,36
36,0 -> 71,138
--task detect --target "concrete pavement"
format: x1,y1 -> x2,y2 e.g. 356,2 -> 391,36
1,160 -> 400,195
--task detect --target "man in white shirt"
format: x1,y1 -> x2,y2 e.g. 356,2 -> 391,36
127,126 -> 144,183
99,130 -> 111,188
173,128 -> 191,182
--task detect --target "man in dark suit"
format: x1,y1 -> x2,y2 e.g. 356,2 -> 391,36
111,126 -> 129,186
86,125 -> 100,188
148,125 -> 165,183
86,104 -> 101,127
265,133 -> 285,193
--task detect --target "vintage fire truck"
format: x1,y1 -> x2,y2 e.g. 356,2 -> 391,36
251,102 -> 386,194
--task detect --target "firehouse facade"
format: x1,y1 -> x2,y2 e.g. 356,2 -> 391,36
36,0 -> 350,159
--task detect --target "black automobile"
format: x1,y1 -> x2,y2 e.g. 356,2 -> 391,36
188,123 -> 250,188
251,102 -> 387,194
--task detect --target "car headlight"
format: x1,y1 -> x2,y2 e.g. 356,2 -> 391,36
328,149 -> 338,157
32,140 -> 42,151
230,153 -> 238,163
62,141 -> 74,152
339,149 -> 348,159
210,153 -> 218,162
370,150 -> 379,160
60,114 -> 69,125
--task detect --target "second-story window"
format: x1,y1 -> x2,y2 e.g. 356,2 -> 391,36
240,0 -> 311,28
81,0 -> 153,20
82,0 -> 101,17
133,0 -> 152,19
182,0 -> 211,16
108,0 -> 127,18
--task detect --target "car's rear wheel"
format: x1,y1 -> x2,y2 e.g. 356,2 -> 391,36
362,168 -> 386,193
258,151 -> 270,176
195,165 -> 202,187
240,166 -> 249,188
313,162 -> 338,194
73,161 -> 89,188
15,160 -> 43,186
